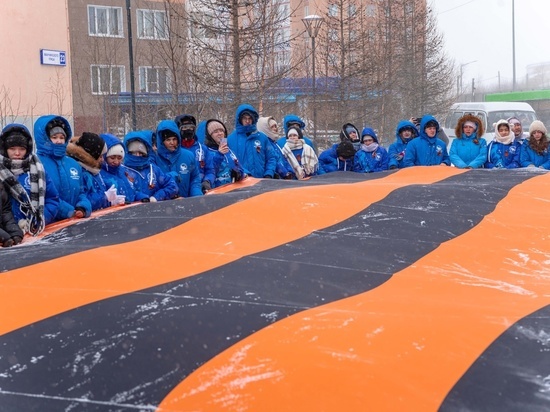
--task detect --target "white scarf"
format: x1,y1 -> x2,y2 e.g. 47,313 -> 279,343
282,140 -> 318,180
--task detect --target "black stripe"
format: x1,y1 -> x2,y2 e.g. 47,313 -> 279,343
0,170 -> 537,411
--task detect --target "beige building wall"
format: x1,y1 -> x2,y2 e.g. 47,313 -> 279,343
0,1 -> 73,132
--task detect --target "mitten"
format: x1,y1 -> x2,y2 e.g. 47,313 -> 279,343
230,169 -> 243,182
104,184 -> 117,203
18,219 -> 29,233
12,236 -> 23,245
201,181 -> 212,194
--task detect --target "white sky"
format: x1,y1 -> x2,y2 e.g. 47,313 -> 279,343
431,0 -> 550,90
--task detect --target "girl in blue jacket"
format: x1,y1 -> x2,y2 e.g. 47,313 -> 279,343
449,114 -> 487,169
485,120 -> 521,169
0,124 -> 59,235
353,127 -> 389,173
520,120 -> 550,169
34,115 -> 92,220
388,120 -> 418,170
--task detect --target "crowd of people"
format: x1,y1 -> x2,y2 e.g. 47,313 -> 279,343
0,103 -> 548,247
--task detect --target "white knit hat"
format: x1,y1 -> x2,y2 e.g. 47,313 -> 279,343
529,120 -> 547,135
106,143 -> 125,158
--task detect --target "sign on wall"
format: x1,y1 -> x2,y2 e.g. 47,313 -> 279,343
40,49 -> 66,66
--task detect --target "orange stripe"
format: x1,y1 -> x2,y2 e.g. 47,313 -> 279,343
0,167 -> 464,336
158,172 -> 550,411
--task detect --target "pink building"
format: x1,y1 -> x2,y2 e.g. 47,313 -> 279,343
0,1 -> 73,132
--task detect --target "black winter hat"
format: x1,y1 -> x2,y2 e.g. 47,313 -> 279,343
161,129 -> 178,141
77,132 -> 106,160
337,141 -> 356,159
175,114 -> 197,128
4,132 -> 29,151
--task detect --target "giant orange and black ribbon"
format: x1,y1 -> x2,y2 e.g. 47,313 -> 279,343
1,168 -> 549,411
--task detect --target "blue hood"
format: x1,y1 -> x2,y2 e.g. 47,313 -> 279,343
361,127 -> 378,143
234,104 -> 259,135
283,114 -> 305,134
418,115 -> 440,140
123,130 -> 154,169
0,123 -> 34,157
395,120 -> 419,140
155,120 -> 181,161
34,115 -> 72,158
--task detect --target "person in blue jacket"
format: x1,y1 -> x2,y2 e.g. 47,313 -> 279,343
403,115 -> 450,167
257,116 -> 294,179
34,115 -> 92,220
318,140 -> 356,173
449,114 -> 487,169
123,130 -> 179,201
485,120 -> 521,169
66,132 -> 122,211
195,120 -> 207,144
520,120 -> 550,169
174,114 -> 215,193
100,133 -> 143,203
0,124 -> 59,236
353,127 -> 389,173
277,114 -> 317,154
281,127 -> 319,179
318,122 -> 361,171
155,120 -> 202,197
388,120 -> 418,169
227,104 -> 277,178
203,119 -> 246,187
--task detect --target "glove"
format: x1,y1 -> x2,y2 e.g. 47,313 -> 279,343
3,238 -> 14,248
104,184 -> 117,203
283,172 -> 293,180
263,175 -> 272,179
149,196 -> 157,203
230,169 -> 243,182
141,197 -> 150,203
201,181 -> 212,194
112,195 -> 126,206
12,236 -> 22,245
389,165 -> 397,170
18,219 -> 29,233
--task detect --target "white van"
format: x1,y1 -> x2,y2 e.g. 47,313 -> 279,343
442,102 -> 537,145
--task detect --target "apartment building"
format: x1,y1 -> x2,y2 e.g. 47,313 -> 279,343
0,1 -> 73,131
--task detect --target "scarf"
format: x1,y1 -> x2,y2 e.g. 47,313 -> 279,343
0,153 -> 46,236
494,132 -> 514,145
361,142 -> 379,153
282,140 -> 318,180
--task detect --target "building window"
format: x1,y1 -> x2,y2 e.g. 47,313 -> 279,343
139,67 -> 171,93
328,4 -> 338,17
88,5 -> 123,37
91,65 -> 126,95
366,5 -> 376,17
137,9 -> 168,40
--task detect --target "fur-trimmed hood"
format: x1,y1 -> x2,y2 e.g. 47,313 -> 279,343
66,134 -> 105,170
455,114 -> 484,139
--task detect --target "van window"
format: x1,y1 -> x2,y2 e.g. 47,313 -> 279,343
486,111 -> 537,130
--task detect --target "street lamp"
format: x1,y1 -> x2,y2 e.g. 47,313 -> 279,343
302,14 -> 324,143
458,60 -> 477,97
512,0 -> 516,90
125,0 -> 137,130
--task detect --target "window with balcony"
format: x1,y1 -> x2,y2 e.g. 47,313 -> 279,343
88,5 -> 123,37
137,9 -> 168,40
139,67 -> 171,93
91,65 -> 126,95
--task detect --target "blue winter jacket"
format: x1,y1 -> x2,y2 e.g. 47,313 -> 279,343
0,123 -> 60,225
203,119 -> 246,187
318,144 -> 354,173
388,120 -> 418,169
519,141 -> 550,169
485,141 -> 521,169
449,132 -> 488,169
100,133 -> 141,203
276,114 -> 316,153
154,120 -> 202,198
196,120 -> 207,144
123,130 -> 179,200
227,104 -> 277,178
34,115 -> 92,219
353,128 -> 389,173
268,138 -> 294,178
403,115 -> 450,167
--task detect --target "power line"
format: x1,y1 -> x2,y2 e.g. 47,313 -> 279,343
436,0 -> 478,15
